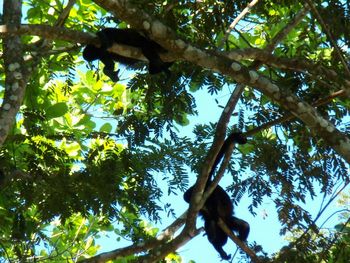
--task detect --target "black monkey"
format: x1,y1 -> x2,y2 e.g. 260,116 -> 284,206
83,28 -> 172,82
184,132 -> 250,260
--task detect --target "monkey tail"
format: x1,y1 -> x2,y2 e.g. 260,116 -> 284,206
209,132 -> 247,179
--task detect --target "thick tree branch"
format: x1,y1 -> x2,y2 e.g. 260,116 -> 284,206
0,24 -> 175,63
0,0 -> 27,146
226,48 -> 350,95
2,24 -> 347,96
246,89 -> 347,137
91,0 -> 350,164
0,24 -> 94,46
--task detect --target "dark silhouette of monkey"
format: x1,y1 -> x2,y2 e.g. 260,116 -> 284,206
83,28 -> 172,82
184,132 -> 249,260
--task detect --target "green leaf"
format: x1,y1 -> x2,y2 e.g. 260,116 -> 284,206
99,123 -> 113,133
45,103 -> 69,119
175,114 -> 189,126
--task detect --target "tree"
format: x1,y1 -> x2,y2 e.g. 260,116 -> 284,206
1,0 -> 350,262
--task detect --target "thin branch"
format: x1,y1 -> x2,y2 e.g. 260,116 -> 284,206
319,209 -> 350,230
218,218 -> 261,263
249,6 -> 310,69
186,85 -> 244,231
29,0 -> 77,52
78,239 -> 163,263
77,212 -> 189,263
245,89 -> 346,137
266,6 -> 310,52
55,0 -> 76,27
291,181 -> 350,254
219,0 -> 259,48
319,216 -> 350,262
305,0 -> 350,76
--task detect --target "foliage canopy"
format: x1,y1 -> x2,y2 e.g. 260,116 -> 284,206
0,0 -> 350,262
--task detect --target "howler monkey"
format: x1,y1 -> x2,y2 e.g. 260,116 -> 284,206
184,132 -> 250,260
83,28 -> 172,82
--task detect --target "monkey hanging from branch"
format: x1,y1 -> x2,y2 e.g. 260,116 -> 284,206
184,132 -> 250,260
